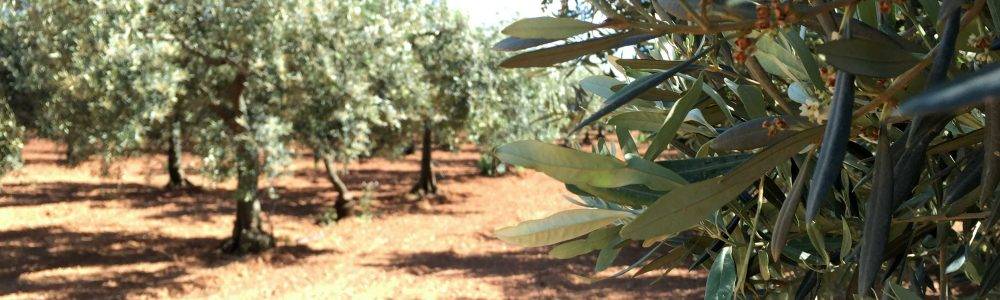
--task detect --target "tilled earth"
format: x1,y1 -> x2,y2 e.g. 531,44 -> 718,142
0,139 -> 704,299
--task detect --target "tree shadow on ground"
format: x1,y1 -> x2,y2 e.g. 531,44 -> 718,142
0,225 -> 333,298
368,246 -> 706,298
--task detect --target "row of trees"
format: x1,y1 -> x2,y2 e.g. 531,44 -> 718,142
0,0 -> 586,254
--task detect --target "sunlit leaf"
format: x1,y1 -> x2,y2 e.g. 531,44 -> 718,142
493,37 -> 557,52
501,17 -> 598,40
500,31 -> 656,68
495,209 -> 631,247
496,140 -> 685,190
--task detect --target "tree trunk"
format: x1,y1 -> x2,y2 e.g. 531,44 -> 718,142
321,153 -> 355,220
165,118 -> 192,189
411,122 -> 437,195
222,140 -> 274,254
217,73 -> 273,254
63,141 -> 75,165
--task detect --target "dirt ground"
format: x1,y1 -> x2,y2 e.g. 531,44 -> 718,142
0,139 -> 704,299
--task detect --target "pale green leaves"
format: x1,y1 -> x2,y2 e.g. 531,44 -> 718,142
548,225 -> 623,259
501,17 -> 598,40
580,75 -> 623,99
495,209 -> 631,247
754,33 -> 813,83
496,140 -> 686,191
705,246 -> 736,300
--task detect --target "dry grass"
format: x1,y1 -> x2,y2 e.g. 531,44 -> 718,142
0,139 -> 704,299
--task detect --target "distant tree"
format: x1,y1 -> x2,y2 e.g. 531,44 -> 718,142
286,0 -> 421,220
404,3 -> 585,194
3,0 -> 187,170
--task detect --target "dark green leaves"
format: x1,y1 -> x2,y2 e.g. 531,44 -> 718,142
621,126 -> 823,240
501,17 -> 598,40
816,38 -> 920,78
656,154 -> 751,182
643,73 -> 705,159
858,124 -> 894,295
896,65 -> 1000,116
805,71 -> 855,222
500,31 -> 656,68
571,43 -> 714,132
771,154 -> 813,260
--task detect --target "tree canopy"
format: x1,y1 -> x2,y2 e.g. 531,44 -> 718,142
0,0 -> 588,254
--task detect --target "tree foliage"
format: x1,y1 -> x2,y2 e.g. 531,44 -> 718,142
0,0 -> 585,253
494,0 -> 1000,297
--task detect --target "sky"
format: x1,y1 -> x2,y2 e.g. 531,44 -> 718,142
447,0 -> 546,28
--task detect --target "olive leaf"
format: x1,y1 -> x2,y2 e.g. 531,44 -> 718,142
705,246 -> 736,300
492,36 -> 558,51
710,116 -> 809,151
805,71 -> 855,222
501,31 -> 656,68
644,73 -> 705,160
754,33 -> 811,82
896,64 -> 1000,116
580,75 -> 623,99
621,126 -> 823,240
858,124 -> 894,295
816,38 -> 920,78
571,42 -> 715,132
501,17 -> 599,40
496,140 -> 685,190
495,209 -> 631,247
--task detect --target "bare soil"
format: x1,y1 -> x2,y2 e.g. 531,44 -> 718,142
0,139 -> 704,299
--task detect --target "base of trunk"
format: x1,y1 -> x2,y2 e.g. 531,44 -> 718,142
164,178 -> 198,191
411,123 -> 437,196
334,194 -> 356,220
221,227 -> 275,255
410,177 -> 437,195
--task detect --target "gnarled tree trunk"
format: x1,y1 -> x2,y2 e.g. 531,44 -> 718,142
321,152 -> 355,220
222,139 -> 274,254
216,73 -> 273,254
411,122 -> 437,195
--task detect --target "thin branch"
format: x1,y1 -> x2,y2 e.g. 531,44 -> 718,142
893,212 -> 991,223
746,57 -> 797,115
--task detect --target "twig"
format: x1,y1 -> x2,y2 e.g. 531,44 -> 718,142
892,212 -> 991,223
676,0 -> 713,33
746,57 -> 797,115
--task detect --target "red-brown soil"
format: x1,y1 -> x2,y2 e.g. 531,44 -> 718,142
1,139 -> 704,299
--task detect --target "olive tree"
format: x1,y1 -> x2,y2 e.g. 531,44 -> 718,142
492,0 -> 1000,297
285,0 -> 422,220
406,3 -> 588,193
3,0 -> 188,173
